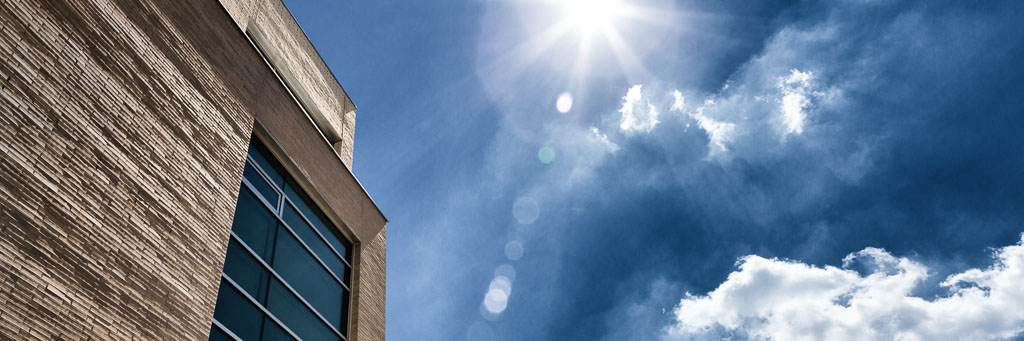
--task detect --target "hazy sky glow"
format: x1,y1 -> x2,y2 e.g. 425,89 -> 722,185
283,0 -> 1024,339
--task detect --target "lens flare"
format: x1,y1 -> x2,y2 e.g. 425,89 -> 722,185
505,241 -> 524,261
512,197 -> 540,224
556,92 -> 574,113
495,264 -> 517,281
483,288 -> 508,314
483,276 -> 513,315
538,147 -> 556,164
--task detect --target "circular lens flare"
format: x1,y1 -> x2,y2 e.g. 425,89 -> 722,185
556,92 -> 573,113
538,147 -> 556,164
505,241 -> 524,260
512,197 -> 540,224
483,288 -> 508,314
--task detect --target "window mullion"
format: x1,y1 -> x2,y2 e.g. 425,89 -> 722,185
229,231 -> 346,338
274,208 -> 351,291
220,138 -> 354,340
220,274 -> 301,341
244,156 -> 285,211
241,178 -> 280,215
282,196 -> 352,268
211,319 -> 244,341
240,179 -> 349,291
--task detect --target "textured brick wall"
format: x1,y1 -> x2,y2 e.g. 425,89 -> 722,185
0,0 -> 264,337
0,0 -> 385,339
0,0 -> 260,338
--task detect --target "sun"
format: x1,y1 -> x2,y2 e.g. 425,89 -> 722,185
561,0 -> 624,33
474,0 -> 662,85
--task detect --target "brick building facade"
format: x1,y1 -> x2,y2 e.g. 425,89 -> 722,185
0,0 -> 385,339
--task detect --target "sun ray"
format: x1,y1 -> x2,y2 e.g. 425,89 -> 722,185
602,25 -> 654,81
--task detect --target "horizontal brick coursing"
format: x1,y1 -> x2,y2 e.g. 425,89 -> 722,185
0,0 -> 258,339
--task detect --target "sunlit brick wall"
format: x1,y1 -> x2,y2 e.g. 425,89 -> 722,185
0,0 -> 260,338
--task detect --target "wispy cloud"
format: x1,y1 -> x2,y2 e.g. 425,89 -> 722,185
669,235 -> 1024,340
671,90 -> 685,112
685,98 -> 737,157
590,127 -> 620,153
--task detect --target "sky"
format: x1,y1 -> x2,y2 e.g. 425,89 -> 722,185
280,0 -> 1024,340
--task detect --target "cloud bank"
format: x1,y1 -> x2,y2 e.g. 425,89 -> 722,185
670,235 -> 1024,340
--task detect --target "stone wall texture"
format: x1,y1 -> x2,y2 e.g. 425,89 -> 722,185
0,0 -> 384,340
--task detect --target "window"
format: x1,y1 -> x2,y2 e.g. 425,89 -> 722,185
209,137 -> 352,341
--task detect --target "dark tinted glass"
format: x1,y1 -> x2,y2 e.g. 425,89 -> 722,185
284,179 -> 349,261
208,326 -> 234,341
230,188 -> 277,259
265,279 -> 339,341
222,239 -> 271,302
247,141 -> 286,187
212,280 -> 263,341
243,161 -> 280,206
212,137 -> 351,340
282,203 -> 348,282
273,222 -> 344,329
261,317 -> 294,341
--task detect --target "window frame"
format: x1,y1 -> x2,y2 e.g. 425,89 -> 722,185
211,137 -> 354,340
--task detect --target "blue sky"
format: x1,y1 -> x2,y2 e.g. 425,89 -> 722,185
282,0 -> 1024,339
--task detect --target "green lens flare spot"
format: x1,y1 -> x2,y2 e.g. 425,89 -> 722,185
538,147 -> 555,164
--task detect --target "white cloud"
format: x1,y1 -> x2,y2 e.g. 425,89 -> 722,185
668,89 -> 737,157
590,127 -> 620,152
688,99 -> 737,157
619,85 -> 660,135
780,92 -> 809,135
671,90 -> 685,112
778,69 -> 814,136
670,234 -> 1024,340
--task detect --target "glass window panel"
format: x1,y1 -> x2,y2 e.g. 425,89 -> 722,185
247,140 -> 286,188
265,279 -> 339,341
212,280 -> 264,341
222,239 -> 271,302
283,179 -> 349,262
243,161 -> 280,206
230,188 -> 277,260
261,317 -> 294,341
208,325 -> 234,341
273,224 -> 344,330
213,136 -> 352,340
282,203 -> 348,282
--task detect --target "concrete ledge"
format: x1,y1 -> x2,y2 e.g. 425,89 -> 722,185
220,0 -> 357,167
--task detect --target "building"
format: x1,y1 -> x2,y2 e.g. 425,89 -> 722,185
0,0 -> 386,340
